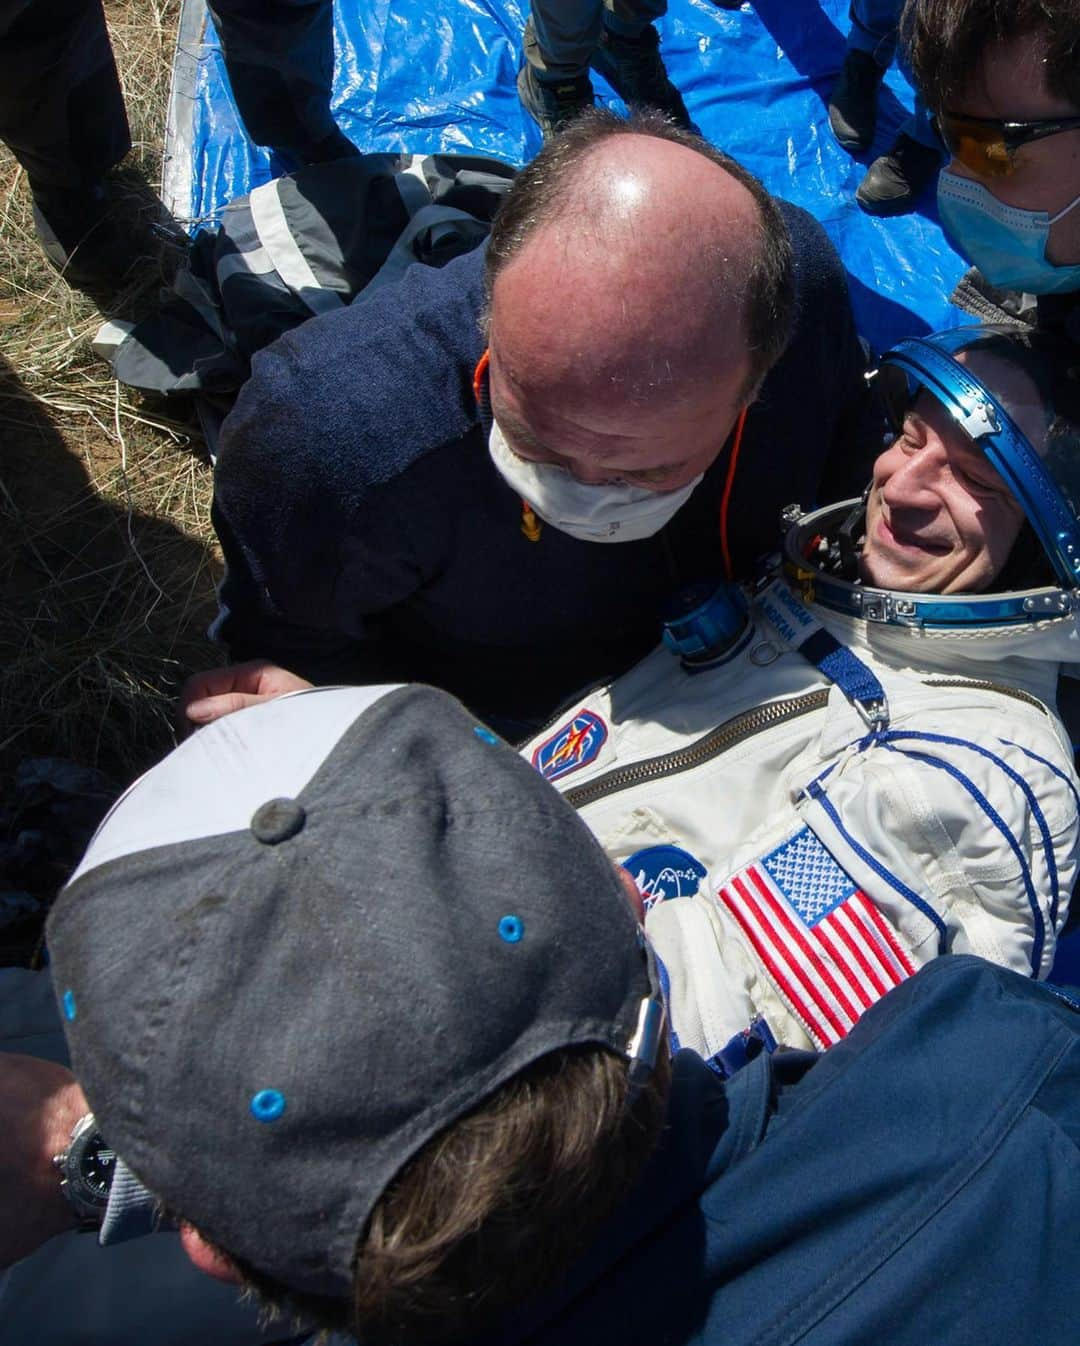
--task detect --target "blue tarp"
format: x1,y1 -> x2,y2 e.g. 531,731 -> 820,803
182,0 -> 970,355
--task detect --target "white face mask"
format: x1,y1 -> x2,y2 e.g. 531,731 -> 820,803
488,419 -> 703,543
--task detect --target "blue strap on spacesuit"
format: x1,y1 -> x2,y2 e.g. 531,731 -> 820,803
758,579 -> 889,730
798,629 -> 884,710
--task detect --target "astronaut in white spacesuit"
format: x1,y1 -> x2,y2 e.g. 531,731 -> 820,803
180,324 -> 1080,1062
522,325 -> 1080,1059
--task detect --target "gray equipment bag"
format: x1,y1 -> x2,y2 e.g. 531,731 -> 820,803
94,152 -> 516,450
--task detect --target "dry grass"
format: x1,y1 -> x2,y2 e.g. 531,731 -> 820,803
0,0 -> 219,790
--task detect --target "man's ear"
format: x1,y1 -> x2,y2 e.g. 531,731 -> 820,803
179,1222 -> 243,1284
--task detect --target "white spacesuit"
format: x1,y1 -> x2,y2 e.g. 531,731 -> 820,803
524,325 -> 1080,1057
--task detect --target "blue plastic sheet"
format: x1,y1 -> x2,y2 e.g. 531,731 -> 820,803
183,0 -> 970,354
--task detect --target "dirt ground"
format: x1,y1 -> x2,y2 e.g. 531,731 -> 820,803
0,2 -> 216,954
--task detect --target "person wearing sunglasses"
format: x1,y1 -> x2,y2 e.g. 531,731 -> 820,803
903,0 -> 1080,329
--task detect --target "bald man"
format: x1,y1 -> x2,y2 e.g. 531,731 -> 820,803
211,111 -> 875,736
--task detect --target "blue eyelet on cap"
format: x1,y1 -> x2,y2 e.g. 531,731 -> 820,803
250,1089 -> 286,1122
62,989 -> 77,1021
498,915 -> 525,943
474,726 -> 498,745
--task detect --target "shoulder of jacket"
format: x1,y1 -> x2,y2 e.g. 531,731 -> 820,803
219,260 -> 486,490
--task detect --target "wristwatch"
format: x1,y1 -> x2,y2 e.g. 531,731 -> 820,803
52,1113 -> 117,1231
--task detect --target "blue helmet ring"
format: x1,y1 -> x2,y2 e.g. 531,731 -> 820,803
877,326 -> 1080,590
784,499 -> 1076,630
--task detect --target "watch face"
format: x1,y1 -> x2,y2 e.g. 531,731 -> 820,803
81,1134 -> 117,1200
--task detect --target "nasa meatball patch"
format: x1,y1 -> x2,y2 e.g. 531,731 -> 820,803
623,844 -> 708,913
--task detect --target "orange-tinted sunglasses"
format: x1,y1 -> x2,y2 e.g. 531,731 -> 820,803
934,110 -> 1080,178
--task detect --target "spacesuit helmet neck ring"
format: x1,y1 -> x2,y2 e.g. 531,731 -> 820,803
783,326 -> 1080,631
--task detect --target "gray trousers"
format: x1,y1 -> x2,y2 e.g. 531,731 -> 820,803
0,0 -> 336,197
524,0 -> 667,82
845,0 -> 937,149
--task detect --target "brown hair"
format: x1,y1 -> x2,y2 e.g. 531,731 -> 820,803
213,1044 -> 670,1343
902,0 -> 1080,113
483,107 -> 795,393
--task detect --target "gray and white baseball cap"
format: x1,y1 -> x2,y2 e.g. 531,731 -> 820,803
47,684 -> 658,1301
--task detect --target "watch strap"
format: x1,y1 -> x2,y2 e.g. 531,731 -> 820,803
100,1159 -> 168,1244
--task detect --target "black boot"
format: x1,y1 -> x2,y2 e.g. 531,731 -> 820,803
856,134 -> 943,217
31,175 -> 186,296
517,66 -> 595,139
31,181 -> 141,291
590,25 -> 696,132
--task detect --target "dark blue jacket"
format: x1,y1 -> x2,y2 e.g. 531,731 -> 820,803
212,204 -> 876,731
502,957 -> 1080,1345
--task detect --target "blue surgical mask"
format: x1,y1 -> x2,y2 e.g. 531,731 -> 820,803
937,169 -> 1080,295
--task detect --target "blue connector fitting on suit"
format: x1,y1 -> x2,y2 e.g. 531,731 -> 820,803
662,581 -> 749,664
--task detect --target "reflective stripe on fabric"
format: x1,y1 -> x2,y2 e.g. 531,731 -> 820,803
248,178 -> 344,315
215,244 -> 276,286
393,154 -> 434,215
361,203 -> 483,297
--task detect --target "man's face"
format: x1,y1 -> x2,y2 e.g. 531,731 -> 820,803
487,344 -> 749,492
948,32 -> 1080,267
859,390 -> 1025,594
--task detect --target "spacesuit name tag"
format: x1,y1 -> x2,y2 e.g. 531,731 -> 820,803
758,579 -> 823,652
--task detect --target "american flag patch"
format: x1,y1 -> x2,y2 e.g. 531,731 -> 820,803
715,826 -> 917,1049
